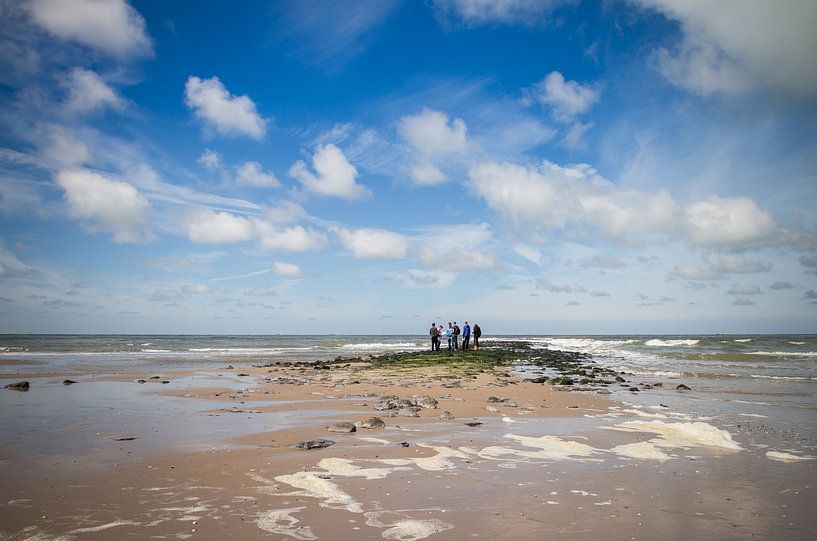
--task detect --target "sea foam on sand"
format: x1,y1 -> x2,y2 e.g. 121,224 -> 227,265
602,420 -> 743,451
256,508 -> 316,540
766,451 -> 815,462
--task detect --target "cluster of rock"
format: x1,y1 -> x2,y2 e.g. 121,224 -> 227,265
372,394 -> 439,417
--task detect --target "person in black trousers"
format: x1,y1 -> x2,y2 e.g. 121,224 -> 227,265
473,323 -> 482,350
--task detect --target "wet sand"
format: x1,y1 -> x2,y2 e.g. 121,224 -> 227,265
1,361 -> 815,540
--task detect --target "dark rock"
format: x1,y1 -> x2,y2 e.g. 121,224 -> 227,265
659,403 -> 669,408
615,376 -> 626,383
397,406 -> 421,417
4,381 -> 29,391
237,373 -> 250,377
628,387 -> 640,392
114,436 -> 136,441
294,439 -> 336,450
137,379 -> 146,384
226,365 -> 234,370
486,396 -> 502,403
676,384 -> 691,391
411,395 -> 438,409
327,422 -> 356,433
357,417 -> 386,429
399,441 -> 410,448
439,411 -> 454,420
653,382 -> 663,387
525,376 -> 549,383
161,380 -> 170,384
149,376 -> 161,379
464,421 -> 483,427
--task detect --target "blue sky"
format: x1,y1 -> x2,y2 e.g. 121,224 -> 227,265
1,0 -> 816,334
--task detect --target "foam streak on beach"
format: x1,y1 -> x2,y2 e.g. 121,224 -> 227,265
1,335 -> 815,540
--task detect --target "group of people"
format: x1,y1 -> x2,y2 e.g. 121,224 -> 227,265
429,320 -> 481,352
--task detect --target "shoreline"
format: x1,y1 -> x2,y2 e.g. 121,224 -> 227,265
1,345 -> 815,539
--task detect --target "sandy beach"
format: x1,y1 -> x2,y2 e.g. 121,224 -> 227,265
1,343 -> 815,540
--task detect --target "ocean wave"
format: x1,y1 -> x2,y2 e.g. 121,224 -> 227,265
733,338 -> 752,343
789,341 -> 806,345
749,374 -> 816,381
187,347 -> 315,353
0,346 -> 28,352
644,339 -> 699,347
141,349 -> 172,353
339,342 -> 422,351
747,351 -> 817,357
628,370 -> 684,378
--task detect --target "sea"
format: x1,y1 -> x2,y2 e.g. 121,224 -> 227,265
2,333 -> 816,449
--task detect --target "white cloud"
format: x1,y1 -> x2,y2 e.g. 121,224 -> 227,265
733,297 -> 756,306
513,243 -> 541,265
727,283 -> 762,295
41,128 -> 90,167
198,149 -> 222,170
683,197 -> 777,247
182,283 -> 211,294
184,76 -> 267,139
469,159 -> 781,249
671,264 -> 720,281
254,223 -> 327,252
416,223 -> 498,271
272,262 -> 302,277
526,72 -> 599,122
703,252 -> 771,273
262,201 -> 307,224
235,161 -> 280,188
0,245 -> 36,278
390,269 -> 456,288
398,109 -> 471,186
434,0 -> 571,26
769,281 -> 794,290
28,0 -> 153,58
244,287 -> 277,297
582,255 -> 626,269
289,144 -> 370,200
398,108 -> 469,156
631,0 -> 817,96
181,207 -> 326,251
55,169 -> 150,243
60,68 -> 123,115
563,121 -> 593,149
536,279 -> 587,294
182,207 -> 254,244
332,227 -> 410,259
410,163 -> 447,185
420,247 -> 498,272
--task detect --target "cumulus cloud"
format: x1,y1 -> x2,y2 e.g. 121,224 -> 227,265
182,284 -> 211,294
55,169 -> 150,243
184,76 -> 267,139
469,159 -> 781,249
525,71 -> 599,122
398,109 -> 470,185
733,297 -> 756,306
254,223 -> 327,252
671,264 -> 720,281
416,223 -> 498,271
235,161 -> 280,188
769,281 -> 794,290
799,255 -> 817,268
181,207 -> 326,252
272,262 -> 302,278
332,227 -> 410,259
289,144 -> 370,200
727,283 -> 762,296
535,279 -> 587,294
182,207 -> 254,244
198,149 -> 221,170
398,108 -> 469,156
28,0 -> 153,58
703,252 -> 771,273
631,0 -> 817,96
390,269 -> 456,288
60,68 -> 123,115
433,0 -> 571,26
40,128 -> 90,167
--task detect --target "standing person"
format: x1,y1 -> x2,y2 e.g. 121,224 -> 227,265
446,322 -> 453,351
437,324 -> 444,351
473,323 -> 482,350
462,321 -> 471,350
452,322 -> 460,350
429,322 -> 439,352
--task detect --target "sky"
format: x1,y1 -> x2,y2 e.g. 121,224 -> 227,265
0,0 -> 816,335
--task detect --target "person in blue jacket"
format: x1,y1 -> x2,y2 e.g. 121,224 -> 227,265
462,321 -> 471,350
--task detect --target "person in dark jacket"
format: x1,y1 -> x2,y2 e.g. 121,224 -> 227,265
462,321 -> 471,350
429,323 -> 439,352
452,322 -> 460,350
473,323 -> 482,350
